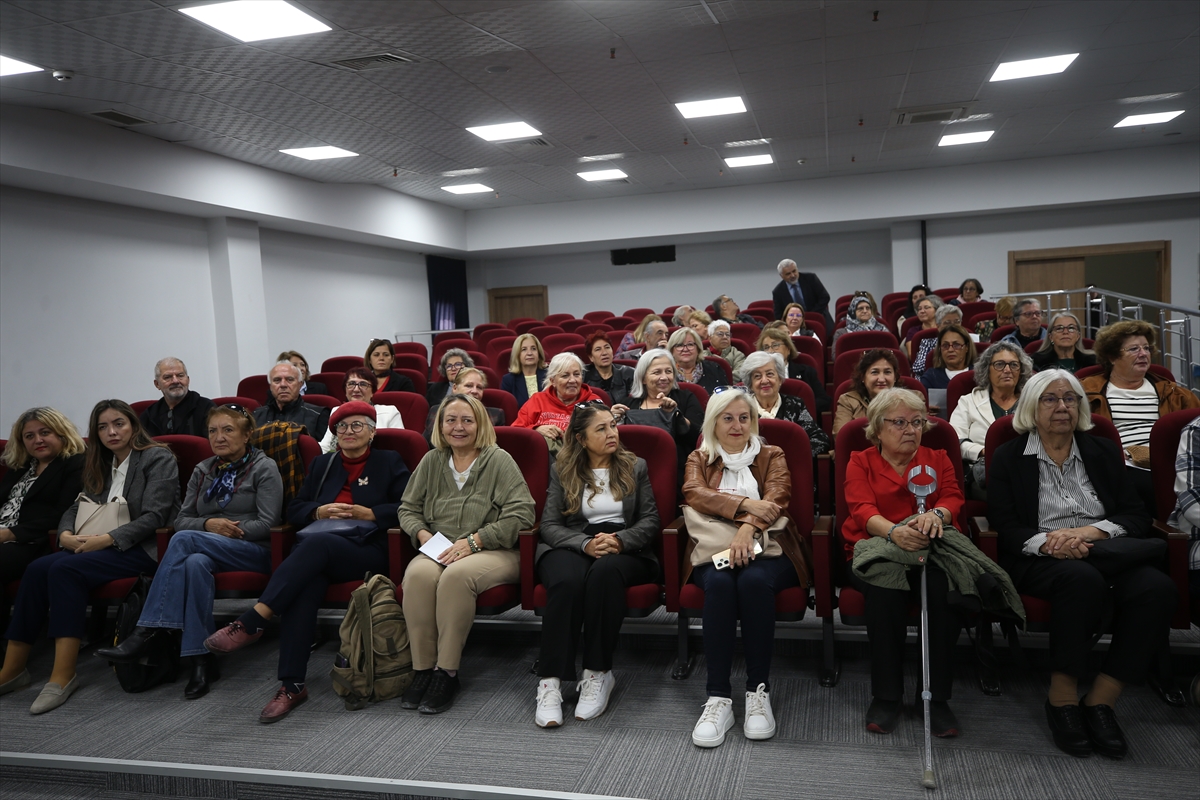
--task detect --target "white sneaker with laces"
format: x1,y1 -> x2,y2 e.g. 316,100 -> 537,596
575,668 -> 614,720
535,678 -> 563,728
692,696 -> 734,748
743,683 -> 776,740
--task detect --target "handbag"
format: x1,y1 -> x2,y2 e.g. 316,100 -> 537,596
295,452 -> 378,545
74,494 -> 130,537
1085,536 -> 1167,581
621,407 -> 676,435
683,505 -> 787,567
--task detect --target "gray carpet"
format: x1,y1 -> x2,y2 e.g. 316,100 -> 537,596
2,611 -> 1198,800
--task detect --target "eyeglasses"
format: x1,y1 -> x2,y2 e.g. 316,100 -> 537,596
445,362 -> 465,370
940,341 -> 966,350
334,421 -> 373,433
882,417 -> 927,431
990,361 -> 1021,372
1121,345 -> 1153,355
674,342 -> 697,350
712,385 -> 748,395
345,381 -> 374,390
1038,394 -> 1079,408
1019,310 -> 1043,319
1050,325 -> 1079,334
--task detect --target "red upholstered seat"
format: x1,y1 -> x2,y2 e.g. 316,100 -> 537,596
945,370 -> 978,421
373,392 -> 430,432
474,327 -> 514,351
482,389 -> 518,426
583,310 -> 614,323
677,381 -> 709,410
392,342 -> 429,360
321,355 -> 362,373
791,335 -> 824,383
486,336 -> 519,371
542,332 -> 586,359
393,353 -> 429,376
544,313 -> 575,326
212,396 -> 259,410
236,375 -> 270,406
309,373 -> 346,401
834,330 -> 899,358
130,400 -> 156,416
432,338 -> 476,368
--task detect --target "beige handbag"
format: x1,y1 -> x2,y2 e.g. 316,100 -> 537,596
683,506 -> 786,567
74,493 -> 130,537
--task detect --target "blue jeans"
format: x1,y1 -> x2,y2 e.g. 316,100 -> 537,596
137,530 -> 271,656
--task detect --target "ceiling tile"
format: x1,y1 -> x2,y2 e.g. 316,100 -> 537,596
65,8 -> 234,57
5,0 -> 155,23
1,22 -> 141,69
293,0 -> 449,28
0,1 -> 53,30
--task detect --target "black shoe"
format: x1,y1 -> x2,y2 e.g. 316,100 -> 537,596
865,697 -> 902,734
1079,702 -> 1127,759
927,700 -> 960,738
184,655 -> 220,700
1045,701 -> 1091,757
95,627 -> 166,663
400,669 -> 432,710
418,670 -> 460,715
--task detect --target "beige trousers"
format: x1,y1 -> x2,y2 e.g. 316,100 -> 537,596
401,549 -> 519,671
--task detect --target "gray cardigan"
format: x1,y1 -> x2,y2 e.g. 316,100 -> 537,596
537,458 -> 660,566
175,449 -> 283,547
57,446 -> 181,559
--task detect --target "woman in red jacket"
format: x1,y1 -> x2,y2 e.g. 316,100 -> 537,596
513,353 -> 601,452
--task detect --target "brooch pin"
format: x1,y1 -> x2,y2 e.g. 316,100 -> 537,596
358,477 -> 369,486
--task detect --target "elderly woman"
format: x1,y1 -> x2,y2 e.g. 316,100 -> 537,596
612,349 -> 704,492
906,296 -> 948,376
96,405 -> 282,699
834,349 -> 900,437
582,331 -> 635,405
427,348 -> 474,406
615,314 -> 670,360
319,367 -> 404,453
683,388 -> 809,748
423,367 -> 504,445
896,284 -> 931,335
713,295 -> 763,328
0,408 -> 86,585
843,388 -> 964,736
920,325 -> 977,391
951,341 -> 1031,498
534,403 -> 660,728
782,302 -> 820,343
951,279 -> 983,307
831,295 -> 889,348
669,327 -> 723,395
706,320 -> 745,374
1032,313 -> 1095,373
740,352 -> 831,455
757,324 -> 830,414
0,400 -> 179,713
400,394 -> 536,714
277,350 -> 327,396
365,338 -> 416,394
671,305 -> 696,328
514,353 -> 602,452
687,310 -> 713,339
989,370 -> 1176,759
976,296 -> 1016,341
500,333 -> 548,410
203,401 -> 409,723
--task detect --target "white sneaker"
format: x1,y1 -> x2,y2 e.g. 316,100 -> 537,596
575,668 -> 614,720
743,683 -> 776,740
535,679 -> 563,728
692,696 -> 734,748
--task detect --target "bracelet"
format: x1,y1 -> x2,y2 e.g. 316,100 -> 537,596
467,534 -> 481,553
886,523 -> 902,545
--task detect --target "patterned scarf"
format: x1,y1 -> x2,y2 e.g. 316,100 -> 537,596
204,447 -> 255,509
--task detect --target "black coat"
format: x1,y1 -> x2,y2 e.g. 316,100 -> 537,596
253,396 -> 331,440
140,391 -> 215,437
286,448 -> 410,543
377,370 -> 416,395
787,360 -> 831,415
1031,349 -> 1097,373
0,453 -> 84,546
773,273 -> 833,332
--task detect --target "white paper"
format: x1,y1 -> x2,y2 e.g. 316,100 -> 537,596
419,532 -> 453,560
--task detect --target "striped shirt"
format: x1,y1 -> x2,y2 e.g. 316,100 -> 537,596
1106,380 -> 1158,448
1022,433 -> 1125,556
1168,417 -> 1200,570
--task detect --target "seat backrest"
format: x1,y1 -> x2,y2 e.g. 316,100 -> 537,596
791,335 -> 824,383
310,372 -> 346,401
945,371 -> 978,421
392,341 -> 428,360
583,310 -> 614,323
590,386 -> 613,406
476,366 -> 501,388
624,307 -> 656,319
966,312 -> 994,331
212,396 -> 260,410
433,331 -> 468,347
495,427 -> 551,520
482,388 -> 518,425
603,316 -> 636,330
707,355 -> 733,385
899,316 -> 922,340
431,338 -> 476,367
544,313 -> 574,326
321,355 -> 362,373
131,399 -> 157,416
542,332 -> 586,358
730,322 -> 760,343
237,375 -> 269,405
984,414 -> 1123,476
616,426 -> 677,538
473,322 -> 508,340
486,336 -> 519,370
153,434 -> 214,502
561,319 -> 599,334
833,348 -> 911,389
1150,408 -> 1200,523
298,434 -> 321,471
394,368 -> 427,397
780,378 -> 817,414
528,325 -> 563,340
474,327 -> 515,351
301,394 -> 339,410
834,329 -> 900,358
957,301 -> 995,319
514,320 -> 542,335
371,429 -> 431,474
758,419 -> 814,537
990,324 -> 1017,343
933,287 -> 959,301
393,353 -> 429,375
746,300 -> 774,312
462,350 -> 489,370
373,392 -> 430,432
678,381 -> 709,410
1024,340 -> 1042,354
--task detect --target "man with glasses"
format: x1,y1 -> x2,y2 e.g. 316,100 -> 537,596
140,357 -> 215,437
1001,299 -> 1047,350
253,362 -> 330,440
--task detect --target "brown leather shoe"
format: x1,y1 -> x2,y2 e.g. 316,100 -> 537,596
259,685 -> 307,723
203,621 -> 263,655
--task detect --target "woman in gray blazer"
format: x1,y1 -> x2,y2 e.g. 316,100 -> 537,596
533,402 -> 660,728
0,400 -> 180,714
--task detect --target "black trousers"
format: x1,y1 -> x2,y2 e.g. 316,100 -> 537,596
258,533 -> 386,683
536,549 -> 657,678
1014,559 -> 1176,684
847,566 -> 960,702
0,541 -> 49,584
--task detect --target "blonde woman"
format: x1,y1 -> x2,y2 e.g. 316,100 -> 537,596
499,333 -> 547,411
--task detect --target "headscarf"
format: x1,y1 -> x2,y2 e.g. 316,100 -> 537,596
844,295 -> 887,335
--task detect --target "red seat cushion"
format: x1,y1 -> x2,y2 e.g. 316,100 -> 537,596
478,583 -> 519,610
1021,595 -> 1051,624
679,583 -> 808,615
91,578 -> 137,600
323,581 -> 362,604
531,582 -> 660,609
213,572 -> 269,593
679,583 -> 705,612
838,586 -> 920,624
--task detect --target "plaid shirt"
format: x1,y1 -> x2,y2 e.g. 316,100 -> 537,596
252,421 -> 307,504
1169,417 -> 1200,571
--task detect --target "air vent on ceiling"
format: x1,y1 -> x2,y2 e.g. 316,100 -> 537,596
496,138 -> 553,151
891,105 -> 971,126
330,52 -> 418,71
88,110 -> 151,126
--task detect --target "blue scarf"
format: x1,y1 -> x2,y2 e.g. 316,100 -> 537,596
204,448 -> 255,509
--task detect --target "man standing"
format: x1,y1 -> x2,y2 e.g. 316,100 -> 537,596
1000,298 -> 1047,350
140,357 -> 214,437
252,362 -> 330,440
772,259 -> 833,333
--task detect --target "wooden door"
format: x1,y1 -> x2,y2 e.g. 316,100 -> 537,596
1010,256 -> 1087,314
489,285 -> 548,325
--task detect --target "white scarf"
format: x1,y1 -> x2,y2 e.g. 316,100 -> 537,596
716,437 -> 762,501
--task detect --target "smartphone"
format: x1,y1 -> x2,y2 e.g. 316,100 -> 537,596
712,541 -> 763,569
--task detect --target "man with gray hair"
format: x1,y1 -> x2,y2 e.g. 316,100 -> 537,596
1001,298 -> 1047,350
252,361 -> 330,439
707,319 -> 745,374
771,258 -> 833,332
140,357 -> 215,437
671,305 -> 695,328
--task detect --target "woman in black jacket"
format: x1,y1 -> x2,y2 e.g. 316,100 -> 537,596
366,338 -> 416,394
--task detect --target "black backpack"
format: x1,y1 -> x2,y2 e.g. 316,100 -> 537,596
109,575 -> 180,692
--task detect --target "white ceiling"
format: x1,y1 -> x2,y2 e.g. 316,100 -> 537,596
1,0 -> 1196,210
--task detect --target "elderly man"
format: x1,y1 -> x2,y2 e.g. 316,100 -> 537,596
771,259 -> 832,332
140,357 -> 215,437
1001,298 -> 1047,350
671,305 -> 696,328
252,362 -> 330,439
707,320 -> 745,374
712,295 -> 763,329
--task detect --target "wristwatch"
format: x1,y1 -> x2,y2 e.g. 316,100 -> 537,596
931,508 -> 946,522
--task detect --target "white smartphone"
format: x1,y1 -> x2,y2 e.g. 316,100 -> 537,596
712,541 -> 763,569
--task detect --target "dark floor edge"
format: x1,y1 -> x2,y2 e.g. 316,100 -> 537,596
0,752 -> 641,800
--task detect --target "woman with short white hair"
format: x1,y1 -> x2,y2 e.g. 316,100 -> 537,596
739,352 -> 830,455
513,352 -> 602,452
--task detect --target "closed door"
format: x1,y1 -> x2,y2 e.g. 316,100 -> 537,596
1010,256 -> 1087,316
489,285 -> 548,324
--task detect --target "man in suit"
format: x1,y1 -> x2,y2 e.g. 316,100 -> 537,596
772,259 -> 833,333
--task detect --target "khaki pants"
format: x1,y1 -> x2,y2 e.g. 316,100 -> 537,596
401,549 -> 519,671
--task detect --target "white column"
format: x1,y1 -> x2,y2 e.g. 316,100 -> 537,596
890,221 -> 924,292
206,217 -> 269,394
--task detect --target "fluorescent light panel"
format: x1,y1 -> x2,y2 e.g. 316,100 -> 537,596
465,121 -> 541,141
180,1 -> 330,42
578,169 -> 627,181
1114,110 -> 1184,127
725,138 -> 772,147
724,154 -> 773,167
279,145 -> 358,160
675,96 -> 746,119
0,55 -> 41,76
442,184 -> 493,194
938,131 -> 994,146
991,53 -> 1078,81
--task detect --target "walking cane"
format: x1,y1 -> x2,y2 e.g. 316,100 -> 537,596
907,464 -> 938,790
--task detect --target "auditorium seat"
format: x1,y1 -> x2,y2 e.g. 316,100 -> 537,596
792,335 -> 825,383
623,307 -> 656,319
528,325 -> 564,340
321,356 -> 362,373
542,332 -> 586,359
474,326 -> 513,350
431,338 -> 476,368
373,392 -> 430,432
514,320 -> 543,335
482,388 -> 518,425
833,330 -> 899,358
944,370 -> 978,421
957,300 -> 995,319
394,368 -> 427,397
1148,408 -> 1200,629
393,353 -> 430,377
677,381 -> 709,410
485,336 -> 519,371
309,372 -> 345,401
603,316 -> 636,330
236,375 -> 270,405
583,310 -> 614,323
130,400 -> 156,416
392,341 -> 428,360
544,313 -> 574,326
212,396 -> 259,410
572,322 -> 611,337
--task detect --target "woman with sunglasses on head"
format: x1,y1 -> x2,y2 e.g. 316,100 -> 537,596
96,405 -> 282,700
1032,313 -> 1095,374
318,367 -> 405,453
950,342 -> 1032,500
533,402 -> 660,728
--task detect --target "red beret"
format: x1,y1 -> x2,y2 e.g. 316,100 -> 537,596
329,401 -> 376,431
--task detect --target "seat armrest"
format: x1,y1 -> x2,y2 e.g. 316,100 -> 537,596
155,528 -> 175,562
1153,519 -> 1192,629
518,526 -> 541,609
386,528 -> 409,582
661,515 -> 685,613
972,517 -> 998,562
811,515 -> 835,617
270,525 -> 296,570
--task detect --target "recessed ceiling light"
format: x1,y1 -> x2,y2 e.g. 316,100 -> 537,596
1114,110 -> 1184,127
441,168 -> 487,177
725,138 -> 772,147
943,113 -> 994,125
465,121 -> 541,141
578,153 -> 625,162
0,55 -> 42,76
442,184 -> 493,194
180,0 -> 330,43
938,131 -> 994,146
675,96 -> 746,119
991,53 -> 1077,82
578,169 -> 628,181
279,145 -> 358,160
724,154 -> 773,167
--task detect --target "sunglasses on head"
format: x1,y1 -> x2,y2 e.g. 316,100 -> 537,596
220,404 -> 252,420
711,385 -> 748,396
